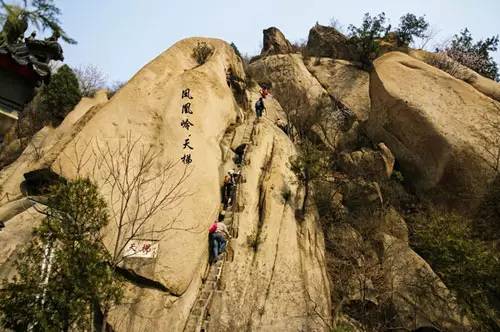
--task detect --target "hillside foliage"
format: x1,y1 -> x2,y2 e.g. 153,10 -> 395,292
39,65 -> 82,125
0,179 -> 123,331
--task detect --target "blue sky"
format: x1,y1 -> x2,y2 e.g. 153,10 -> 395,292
53,0 -> 500,83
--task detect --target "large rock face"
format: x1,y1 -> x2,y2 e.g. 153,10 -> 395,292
337,143 -> 394,181
260,27 -> 293,56
374,233 -> 470,331
0,38 -> 331,332
0,38 -> 245,331
306,24 -> 356,60
208,119 -> 331,331
305,58 -> 370,121
248,53 -> 326,104
367,51 -> 500,199
410,49 -> 500,103
0,205 -> 44,280
248,54 -> 345,149
0,90 -> 109,202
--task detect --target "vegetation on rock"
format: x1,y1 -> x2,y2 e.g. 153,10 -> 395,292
290,139 -> 331,214
348,12 -> 430,68
396,13 -> 429,46
409,208 -> 500,330
73,64 -> 107,98
192,41 -> 214,65
230,42 -> 242,58
441,28 -> 499,81
39,64 -> 82,125
348,12 -> 388,68
0,179 -> 123,331
423,51 -> 477,82
0,0 -> 76,44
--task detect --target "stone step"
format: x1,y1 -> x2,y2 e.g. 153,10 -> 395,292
191,308 -> 202,317
200,290 -> 211,300
206,275 -> 218,283
184,321 -> 197,331
207,274 -> 220,283
204,280 -> 217,289
201,319 -> 210,332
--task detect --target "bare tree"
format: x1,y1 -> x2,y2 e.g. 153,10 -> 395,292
73,64 -> 108,97
329,17 -> 346,34
60,134 -> 193,330
92,136 -> 192,264
106,80 -> 126,98
274,83 -> 347,150
423,51 -> 476,82
413,25 -> 440,50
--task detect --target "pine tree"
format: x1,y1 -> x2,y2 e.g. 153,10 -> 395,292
396,13 -> 429,45
0,0 -> 76,44
39,64 -> 82,125
0,179 -> 123,331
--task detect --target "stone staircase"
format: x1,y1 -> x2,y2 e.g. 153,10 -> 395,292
183,257 -> 225,332
183,120 -> 254,332
241,120 -> 254,145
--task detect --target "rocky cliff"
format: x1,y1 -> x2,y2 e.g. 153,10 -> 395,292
0,37 -> 331,331
1,24 -> 499,332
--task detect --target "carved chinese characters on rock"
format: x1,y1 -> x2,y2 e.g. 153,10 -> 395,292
123,240 -> 159,258
181,88 -> 194,164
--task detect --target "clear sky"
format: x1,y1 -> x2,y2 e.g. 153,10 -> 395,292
54,0 -> 500,83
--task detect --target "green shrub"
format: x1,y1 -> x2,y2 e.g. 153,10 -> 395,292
192,41 -> 214,65
409,208 -> 500,330
0,179 -> 122,331
39,64 -> 82,125
314,180 -> 345,226
290,139 -> 331,213
474,175 -> 500,240
230,42 -> 242,58
348,12 -> 388,69
396,13 -> 429,46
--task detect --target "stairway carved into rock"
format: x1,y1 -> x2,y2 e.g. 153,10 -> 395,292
183,119 -> 255,332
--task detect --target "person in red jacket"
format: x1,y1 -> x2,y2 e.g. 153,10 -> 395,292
208,221 -> 230,263
259,85 -> 271,99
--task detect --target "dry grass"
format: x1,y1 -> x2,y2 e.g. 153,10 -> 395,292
424,51 -> 476,83
192,42 -> 214,65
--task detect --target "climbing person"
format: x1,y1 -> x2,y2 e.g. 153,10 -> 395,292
222,174 -> 233,208
208,221 -> 231,263
255,97 -> 266,120
234,144 -> 246,165
259,85 -> 270,99
218,210 -> 225,222
224,170 -> 240,208
228,169 -> 240,184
